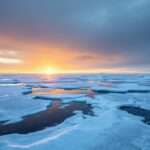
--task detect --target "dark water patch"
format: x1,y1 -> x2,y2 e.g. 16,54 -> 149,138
0,101 -> 94,136
128,90 -> 150,93
94,89 -> 126,94
26,85 -> 48,88
0,120 -> 9,124
94,89 -> 150,94
119,105 -> 150,125
34,96 -> 60,101
22,90 -> 32,95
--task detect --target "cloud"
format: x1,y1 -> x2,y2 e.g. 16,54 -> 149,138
0,49 -> 22,64
0,57 -> 22,64
0,0 -> 150,71
75,55 -> 97,61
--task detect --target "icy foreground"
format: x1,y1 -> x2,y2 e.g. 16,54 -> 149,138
0,74 -> 150,150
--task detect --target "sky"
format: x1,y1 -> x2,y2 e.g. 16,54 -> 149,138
0,0 -> 150,73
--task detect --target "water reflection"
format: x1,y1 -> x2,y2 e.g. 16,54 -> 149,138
32,88 -> 83,95
0,101 -> 94,136
25,87 -> 96,99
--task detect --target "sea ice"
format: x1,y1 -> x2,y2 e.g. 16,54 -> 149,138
0,74 -> 150,150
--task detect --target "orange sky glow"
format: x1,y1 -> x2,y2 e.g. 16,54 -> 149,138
0,35 -> 134,74
0,1 -> 150,74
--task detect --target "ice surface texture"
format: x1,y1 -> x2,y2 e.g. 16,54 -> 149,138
0,74 -> 150,150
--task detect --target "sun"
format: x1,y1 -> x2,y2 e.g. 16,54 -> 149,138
42,67 -> 60,74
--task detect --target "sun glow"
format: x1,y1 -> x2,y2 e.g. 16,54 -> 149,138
42,67 -> 60,74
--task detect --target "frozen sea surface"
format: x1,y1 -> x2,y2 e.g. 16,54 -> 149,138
0,73 -> 150,150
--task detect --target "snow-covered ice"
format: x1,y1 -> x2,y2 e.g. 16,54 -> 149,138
0,73 -> 150,150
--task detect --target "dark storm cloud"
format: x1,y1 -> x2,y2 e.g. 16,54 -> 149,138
0,0 -> 150,69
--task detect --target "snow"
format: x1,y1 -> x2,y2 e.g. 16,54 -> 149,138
0,74 -> 150,150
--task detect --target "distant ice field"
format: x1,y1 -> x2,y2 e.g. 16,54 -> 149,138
0,73 -> 150,150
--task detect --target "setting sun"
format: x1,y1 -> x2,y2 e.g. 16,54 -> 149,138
42,67 -> 60,74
